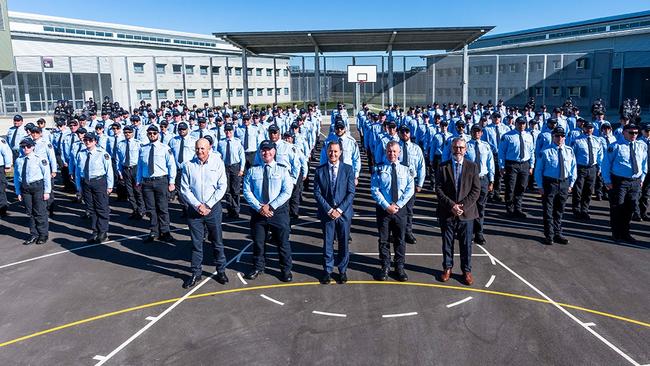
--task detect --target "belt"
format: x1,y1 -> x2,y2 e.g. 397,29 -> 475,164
505,160 -> 527,165
543,176 -> 567,183
612,174 -> 640,182
479,175 -> 488,179
577,164 -> 597,169
124,165 -> 137,170
85,176 -> 106,182
143,175 -> 168,182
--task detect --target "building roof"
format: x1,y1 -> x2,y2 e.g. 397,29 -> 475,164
213,27 -> 493,54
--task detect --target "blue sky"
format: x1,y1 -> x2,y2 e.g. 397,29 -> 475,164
8,0 -> 650,37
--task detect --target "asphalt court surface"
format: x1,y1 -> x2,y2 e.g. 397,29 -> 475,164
0,140 -> 649,365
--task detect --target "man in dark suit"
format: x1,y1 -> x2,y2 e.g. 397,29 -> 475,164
436,137 -> 481,286
313,141 -> 356,284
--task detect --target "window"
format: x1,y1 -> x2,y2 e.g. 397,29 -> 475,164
509,64 -> 517,73
553,60 -> 561,70
156,64 -> 166,74
185,65 -> 194,75
212,66 -> 221,75
568,86 -> 583,97
236,89 -> 243,97
535,87 -> 543,96
248,89 -> 253,97
551,86 -> 561,97
284,88 -> 289,96
202,89 -> 210,98
266,68 -> 273,76
484,65 -> 493,74
227,67 -> 233,76
213,89 -> 221,97
498,64 -> 506,73
133,63 -> 145,73
172,64 -> 182,74
508,88 -> 516,96
247,68 -> 253,76
187,89 -> 196,98
157,90 -> 168,100
174,89 -> 184,99
86,30 -> 95,36
256,68 -> 263,76
235,67 -> 242,76
267,88 -> 273,96
576,58 -> 587,69
276,88 -> 281,95
283,69 -> 288,77
257,88 -> 263,96
473,66 -> 481,75
136,90 -> 152,100
200,65 -> 209,75
43,26 -> 54,32
228,89 -> 234,97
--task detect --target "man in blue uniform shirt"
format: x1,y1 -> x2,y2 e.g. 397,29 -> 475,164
14,138 -> 51,245
243,140 -> 294,282
601,124 -> 648,243
180,138 -> 229,289
398,126 -> 425,244
570,121 -> 603,220
371,141 -> 414,282
639,124 -> 650,220
116,126 -> 145,219
0,134 -> 12,217
217,123 -> 246,218
136,125 -> 177,243
499,117 -> 535,218
236,115 -> 261,170
482,112 -> 510,202
465,125 -> 494,245
6,115 -> 28,161
535,127 -> 577,245
74,132 -> 114,244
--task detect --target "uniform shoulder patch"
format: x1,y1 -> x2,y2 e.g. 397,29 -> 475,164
0,138 -> 6,144
42,159 -> 48,166
277,163 -> 287,168
104,153 -> 110,160
607,146 -> 614,153
48,143 -> 53,149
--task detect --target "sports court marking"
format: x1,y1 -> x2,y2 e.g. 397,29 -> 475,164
382,312 -> 418,318
446,297 -> 473,308
260,294 -> 284,306
312,310 -> 347,318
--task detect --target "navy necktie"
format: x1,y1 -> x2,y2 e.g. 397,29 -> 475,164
518,132 -> 525,160
496,127 -> 501,148
199,129 -> 203,138
58,133 -> 64,152
630,142 -> 639,176
148,144 -> 155,176
262,164 -> 270,204
402,142 -> 409,166
84,151 -> 91,183
125,139 -> 131,166
244,126 -> 249,150
558,147 -> 565,179
587,137 -> 594,166
178,138 -> 185,164
112,136 -> 118,158
474,140 -> 481,164
390,163 -> 398,204
10,128 -> 18,148
225,140 -> 231,165
338,137 -> 343,154
21,156 -> 28,190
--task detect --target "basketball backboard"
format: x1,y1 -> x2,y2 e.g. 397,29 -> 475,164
347,65 -> 377,83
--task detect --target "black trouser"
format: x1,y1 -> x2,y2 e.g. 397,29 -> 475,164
187,202 -> 226,275
376,205 -> 406,269
572,165 -> 598,215
595,172 -> 608,198
22,180 -> 48,238
491,153 -> 503,199
609,175 -> 641,239
123,166 -> 145,215
81,177 -> 110,235
244,152 -> 256,171
429,155 -> 441,189
141,176 -> 171,236
541,177 -> 569,239
0,168 -> 8,212
473,176 -> 489,240
405,193 -> 416,235
61,165 -> 75,192
504,160 -> 530,213
174,169 -> 188,215
225,163 -> 242,215
441,217 -> 472,273
112,159 -> 127,200
289,171 -> 303,217
250,204 -> 292,273
640,174 -> 650,218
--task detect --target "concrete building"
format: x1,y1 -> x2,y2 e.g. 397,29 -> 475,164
0,11 -> 291,114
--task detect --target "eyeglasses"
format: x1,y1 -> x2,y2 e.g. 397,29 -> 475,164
452,146 -> 466,150
147,132 -> 159,135
553,134 -> 566,137
627,131 -> 639,135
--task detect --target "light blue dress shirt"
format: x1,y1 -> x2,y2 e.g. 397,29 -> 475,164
14,152 -> 52,196
180,152 -> 227,210
136,141 -> 177,184
319,133 -> 361,178
74,147 -> 114,192
498,129 -> 535,169
465,138 -> 495,181
571,134 -> 603,167
115,138 -> 142,172
534,143 -> 577,188
601,139 -> 648,184
398,140 -> 426,188
243,160 -> 293,211
217,137 -> 246,173
371,162 -> 414,209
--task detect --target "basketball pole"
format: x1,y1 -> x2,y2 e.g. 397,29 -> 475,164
355,81 -> 361,120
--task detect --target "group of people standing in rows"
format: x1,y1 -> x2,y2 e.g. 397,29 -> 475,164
1,98 -> 647,288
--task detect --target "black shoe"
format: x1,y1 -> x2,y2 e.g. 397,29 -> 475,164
474,236 -> 486,245
513,211 -> 528,219
182,274 -> 202,289
621,235 -> 637,244
493,195 -> 503,203
542,237 -> 553,245
632,214 -> 642,222
36,236 -> 48,245
80,212 -> 90,219
320,272 -> 332,284
338,272 -> 348,284
376,267 -> 389,281
129,212 -> 143,219
583,213 -> 591,220
215,271 -> 229,285
280,271 -> 293,282
143,234 -> 156,243
96,233 -> 108,243
86,234 -> 98,244
553,236 -> 569,245
594,195 -> 602,201
396,268 -> 408,282
405,233 -> 417,244
245,269 -> 263,280
0,207 -> 8,217
159,232 -> 175,242
642,215 -> 650,221
23,236 -> 38,245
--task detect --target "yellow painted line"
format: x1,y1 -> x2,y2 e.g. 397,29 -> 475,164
0,281 -> 648,348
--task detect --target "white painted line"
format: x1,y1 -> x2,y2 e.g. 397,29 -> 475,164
312,310 -> 347,318
238,252 -> 490,257
94,241 -> 253,366
236,272 -> 248,285
92,355 -> 106,361
260,294 -> 284,306
145,316 -> 157,321
583,322 -> 596,327
485,275 -> 496,288
476,244 -> 643,366
382,312 -> 418,318
446,296 -> 473,308
488,253 -> 496,266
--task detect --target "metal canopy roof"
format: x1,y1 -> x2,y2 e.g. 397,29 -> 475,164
213,27 -> 494,54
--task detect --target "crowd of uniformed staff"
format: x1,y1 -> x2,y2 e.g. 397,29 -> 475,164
1,96 -> 647,288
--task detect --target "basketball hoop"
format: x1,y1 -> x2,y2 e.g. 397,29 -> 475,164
348,65 -> 377,83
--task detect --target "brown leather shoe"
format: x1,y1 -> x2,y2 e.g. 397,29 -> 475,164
440,268 -> 451,282
463,272 -> 474,286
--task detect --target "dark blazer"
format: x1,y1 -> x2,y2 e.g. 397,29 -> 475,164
313,162 -> 355,220
435,159 -> 481,221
